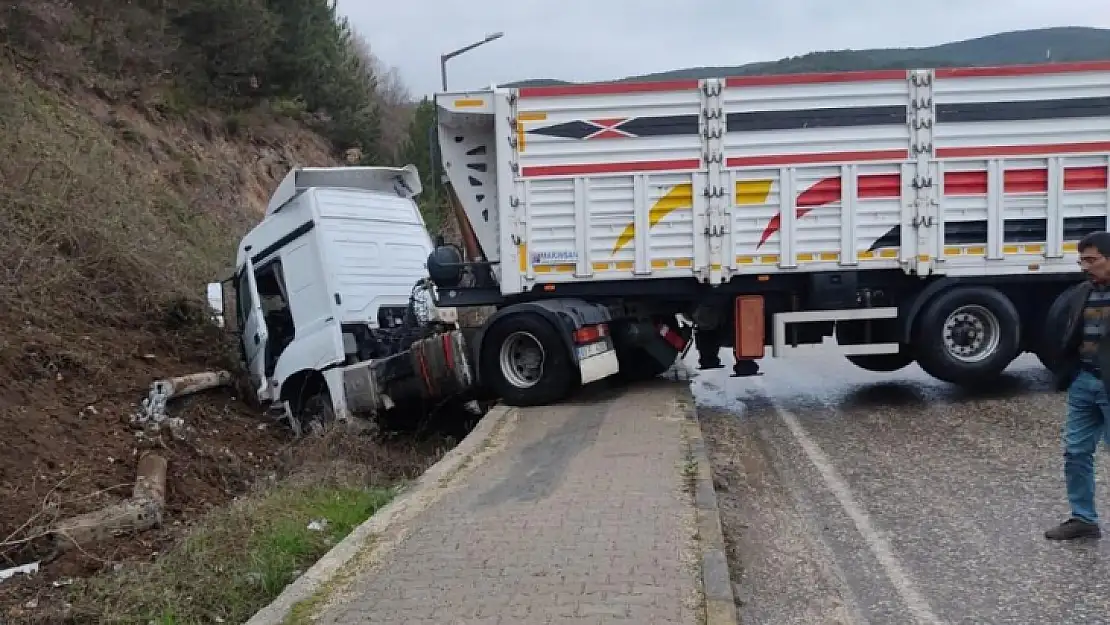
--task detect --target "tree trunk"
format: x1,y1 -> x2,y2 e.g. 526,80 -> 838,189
159,370 -> 232,400
49,452 -> 168,555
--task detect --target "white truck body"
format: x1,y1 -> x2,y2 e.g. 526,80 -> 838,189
422,60 -> 1110,405
436,61 -> 1110,292
222,165 -> 467,422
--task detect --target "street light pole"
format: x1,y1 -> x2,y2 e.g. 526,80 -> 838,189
440,31 -> 504,92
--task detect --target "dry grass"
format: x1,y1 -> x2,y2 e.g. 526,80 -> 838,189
70,480 -> 395,624
0,46 -> 333,532
0,45 -> 348,620
0,48 -> 336,398
0,57 -> 254,390
54,427 -> 451,624
0,6 -> 449,622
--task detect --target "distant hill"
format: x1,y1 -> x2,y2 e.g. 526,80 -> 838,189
505,27 -> 1110,87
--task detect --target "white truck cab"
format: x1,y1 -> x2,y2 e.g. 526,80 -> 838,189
210,165 -> 472,432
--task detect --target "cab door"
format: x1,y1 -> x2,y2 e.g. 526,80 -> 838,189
236,258 -> 272,401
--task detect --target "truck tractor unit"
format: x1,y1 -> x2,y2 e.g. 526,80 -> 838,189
209,165 -> 474,433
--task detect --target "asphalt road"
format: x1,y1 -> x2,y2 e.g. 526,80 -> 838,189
688,344 -> 1110,625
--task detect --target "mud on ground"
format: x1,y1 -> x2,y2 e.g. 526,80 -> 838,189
0,321 -> 468,623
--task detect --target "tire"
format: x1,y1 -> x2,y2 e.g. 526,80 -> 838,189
299,388 -> 335,436
836,319 -> 914,373
1035,286 -> 1076,373
846,353 -> 915,373
913,286 -> 1021,385
481,313 -> 574,407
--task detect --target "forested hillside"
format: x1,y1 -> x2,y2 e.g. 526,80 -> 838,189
0,2 -> 447,620
507,26 -> 1110,86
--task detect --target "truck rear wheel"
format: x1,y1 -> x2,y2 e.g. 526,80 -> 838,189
913,286 -> 1020,385
481,314 -> 574,407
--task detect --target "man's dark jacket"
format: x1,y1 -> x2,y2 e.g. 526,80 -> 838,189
1041,280 -> 1110,391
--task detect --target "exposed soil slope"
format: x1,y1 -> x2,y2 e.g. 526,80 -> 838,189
0,1 -> 378,611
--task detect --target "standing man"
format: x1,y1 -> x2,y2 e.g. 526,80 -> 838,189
1042,230 -> 1110,540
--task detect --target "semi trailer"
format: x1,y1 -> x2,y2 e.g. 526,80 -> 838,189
426,60 -> 1110,406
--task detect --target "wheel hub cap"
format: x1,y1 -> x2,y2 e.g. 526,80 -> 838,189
941,305 -> 1000,363
499,331 -> 545,389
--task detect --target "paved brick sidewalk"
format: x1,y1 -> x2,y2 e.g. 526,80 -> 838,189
313,381 -> 701,625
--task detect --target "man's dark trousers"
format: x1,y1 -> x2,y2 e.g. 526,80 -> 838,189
1064,368 -> 1110,524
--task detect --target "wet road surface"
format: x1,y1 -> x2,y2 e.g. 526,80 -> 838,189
688,345 -> 1110,625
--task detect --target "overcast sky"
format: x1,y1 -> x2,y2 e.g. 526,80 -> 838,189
337,0 -> 1110,97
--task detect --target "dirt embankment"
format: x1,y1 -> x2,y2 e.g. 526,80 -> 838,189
0,3 -> 427,619
0,50 -> 345,604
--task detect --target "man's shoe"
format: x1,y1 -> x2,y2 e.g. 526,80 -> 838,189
1045,518 -> 1102,540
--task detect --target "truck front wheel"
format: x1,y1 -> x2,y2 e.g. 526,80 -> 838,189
300,390 -> 335,436
913,286 -> 1020,385
481,314 -> 574,406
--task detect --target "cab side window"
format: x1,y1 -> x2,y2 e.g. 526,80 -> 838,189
254,259 -> 294,376
236,266 -> 254,330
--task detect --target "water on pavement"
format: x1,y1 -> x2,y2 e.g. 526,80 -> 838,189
688,345 -> 1110,625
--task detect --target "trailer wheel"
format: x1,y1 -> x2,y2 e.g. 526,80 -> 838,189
481,314 -> 574,406
845,353 -> 915,373
836,320 -> 914,372
1033,285 -> 1076,373
914,286 -> 1020,385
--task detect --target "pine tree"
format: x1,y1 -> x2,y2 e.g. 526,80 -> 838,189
168,0 -> 278,102
400,97 -> 445,229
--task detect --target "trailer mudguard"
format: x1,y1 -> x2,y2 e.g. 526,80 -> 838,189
472,298 -> 612,386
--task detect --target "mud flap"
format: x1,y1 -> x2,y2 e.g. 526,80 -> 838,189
614,318 -> 690,375
651,320 -> 689,367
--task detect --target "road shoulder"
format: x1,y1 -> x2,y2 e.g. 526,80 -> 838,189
680,392 -> 742,625
245,403 -> 518,625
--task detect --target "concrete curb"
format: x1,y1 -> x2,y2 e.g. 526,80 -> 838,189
245,403 -> 517,625
677,388 -> 741,625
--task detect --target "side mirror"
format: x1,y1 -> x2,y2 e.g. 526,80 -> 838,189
206,282 -> 225,328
